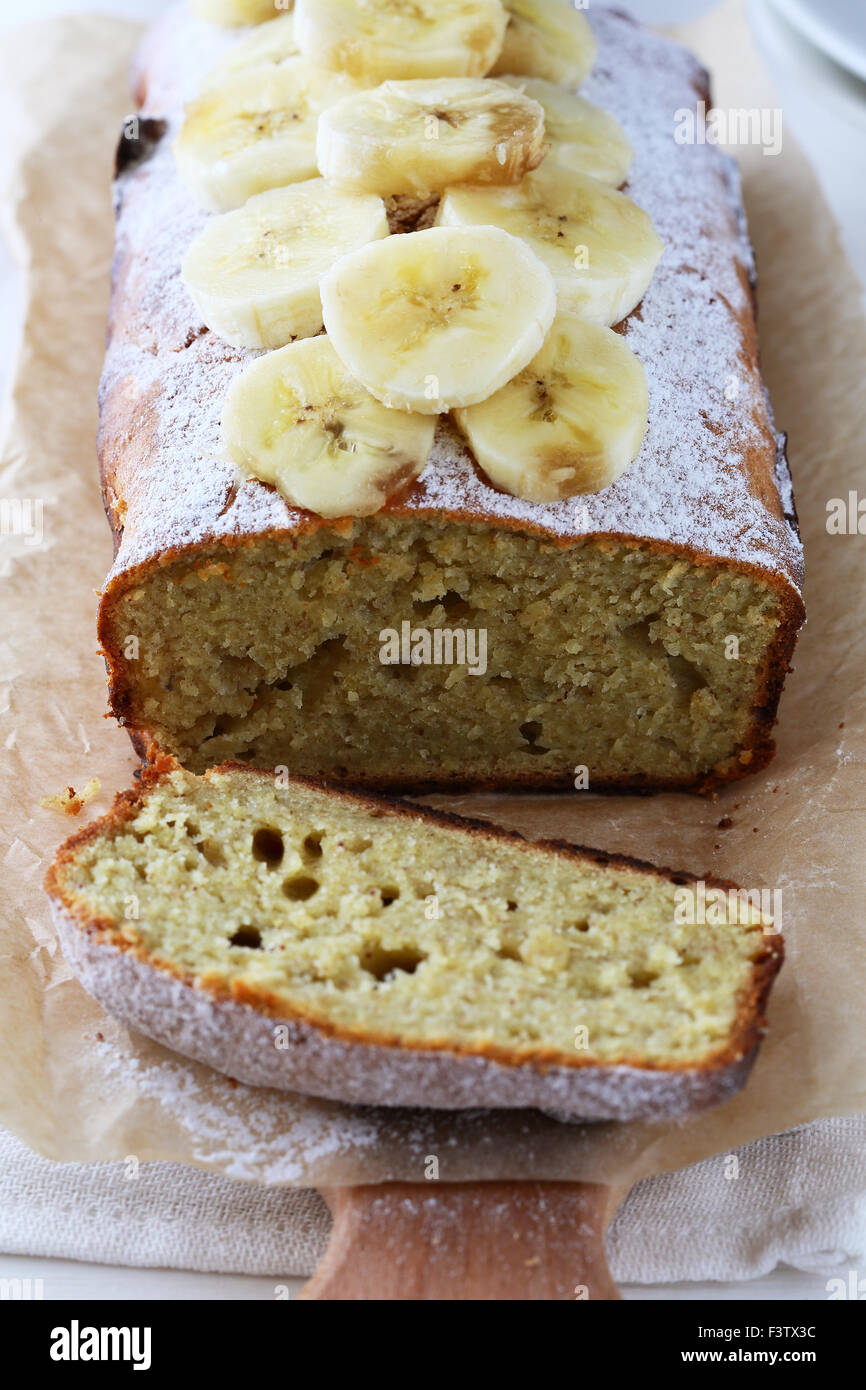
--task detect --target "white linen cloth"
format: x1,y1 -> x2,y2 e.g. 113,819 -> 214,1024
2,1119 -> 864,1283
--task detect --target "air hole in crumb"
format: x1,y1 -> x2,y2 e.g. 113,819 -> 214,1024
413,882 -> 434,899
574,920 -> 590,933
629,968 -> 659,988
199,838 -> 227,867
184,822 -> 200,839
252,827 -> 284,866
666,652 -> 707,700
496,941 -> 522,962
360,944 -> 426,981
380,886 -> 400,906
622,615 -> 660,653
283,874 -> 319,901
519,721 -> 550,755
344,835 -> 373,853
441,589 -> 469,615
302,832 -> 324,860
506,900 -> 519,912
414,589 -> 470,618
230,926 -> 262,949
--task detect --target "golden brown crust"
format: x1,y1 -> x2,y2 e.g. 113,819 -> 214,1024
45,760 -> 783,1079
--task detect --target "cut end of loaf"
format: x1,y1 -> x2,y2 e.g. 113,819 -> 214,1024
45,763 -> 783,1113
100,521 -> 801,793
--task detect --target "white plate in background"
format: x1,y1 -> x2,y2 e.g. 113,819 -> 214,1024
749,0 -> 866,291
769,0 -> 866,82
752,0 -> 866,128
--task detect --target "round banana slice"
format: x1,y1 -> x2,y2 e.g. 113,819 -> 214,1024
498,76 -> 632,186
454,312 -> 648,501
191,0 -> 284,27
174,60 -> 359,212
490,0 -> 597,87
437,163 -> 663,327
182,180 -> 389,349
317,78 -> 546,198
294,0 -> 508,82
320,224 -> 556,414
222,337 -> 436,518
199,13 -> 299,90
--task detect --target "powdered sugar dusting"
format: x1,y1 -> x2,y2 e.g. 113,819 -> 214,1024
95,1043 -> 376,1184
101,4 -> 803,595
53,904 -> 753,1127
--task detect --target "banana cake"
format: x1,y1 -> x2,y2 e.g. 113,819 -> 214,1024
97,2 -> 805,791
45,761 -> 783,1117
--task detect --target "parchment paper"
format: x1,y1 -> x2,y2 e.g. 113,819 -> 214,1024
1,1 -> 864,1187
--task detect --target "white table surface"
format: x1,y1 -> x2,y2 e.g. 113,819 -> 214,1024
0,1252 -> 839,1301
1,0 -> 863,1301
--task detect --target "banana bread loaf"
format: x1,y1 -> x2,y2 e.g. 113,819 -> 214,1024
45,761 -> 783,1117
97,3 -> 804,792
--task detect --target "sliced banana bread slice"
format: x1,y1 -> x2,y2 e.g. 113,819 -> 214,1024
45,762 -> 782,1119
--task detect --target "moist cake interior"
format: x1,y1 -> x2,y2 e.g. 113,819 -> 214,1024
56,769 -> 773,1066
104,519 -> 787,786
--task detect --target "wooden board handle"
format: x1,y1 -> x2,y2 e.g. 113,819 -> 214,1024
300,1182 -> 628,1301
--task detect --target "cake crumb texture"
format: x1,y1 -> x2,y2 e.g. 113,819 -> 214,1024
48,766 -> 781,1071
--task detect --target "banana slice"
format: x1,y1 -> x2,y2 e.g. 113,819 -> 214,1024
191,0 -> 285,26
437,163 -> 663,327
454,312 -> 648,501
174,61 -> 359,212
222,336 -> 436,517
498,76 -> 632,186
490,0 -> 596,86
294,0 -> 507,82
199,13 -> 299,90
317,78 -> 546,198
320,224 -> 556,414
181,180 -> 389,349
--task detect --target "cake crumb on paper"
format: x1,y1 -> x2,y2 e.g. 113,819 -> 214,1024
40,778 -> 100,816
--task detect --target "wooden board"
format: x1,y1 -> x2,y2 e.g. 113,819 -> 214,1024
301,1182 -> 629,1301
